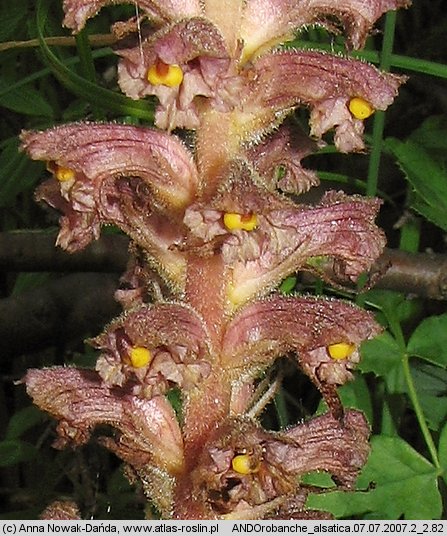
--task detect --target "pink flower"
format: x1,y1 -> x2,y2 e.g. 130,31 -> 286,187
175,410 -> 370,518
62,0 -> 407,151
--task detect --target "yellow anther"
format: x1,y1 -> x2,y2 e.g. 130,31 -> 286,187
147,61 -> 184,87
223,213 -> 258,232
327,342 -> 356,360
231,454 -> 260,475
348,97 -> 374,120
54,165 -> 75,182
128,346 -> 152,368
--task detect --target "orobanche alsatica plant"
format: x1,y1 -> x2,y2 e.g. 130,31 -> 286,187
21,0 -> 409,520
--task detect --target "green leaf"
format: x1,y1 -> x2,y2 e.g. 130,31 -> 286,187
5,406 -> 46,439
409,115 -> 447,159
438,422 -> 447,486
0,138 -> 44,207
361,290 -> 409,326
407,313 -> 447,367
0,439 -> 38,466
36,0 -> 154,121
307,435 -> 442,519
386,138 -> 447,231
0,0 -> 28,40
338,374 -> 373,423
279,275 -> 297,294
360,332 -> 402,378
407,362 -> 447,431
0,82 -> 54,117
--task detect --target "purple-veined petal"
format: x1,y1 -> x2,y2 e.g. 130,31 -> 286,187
230,191 -> 385,305
270,409 -> 370,487
246,123 -> 320,194
24,367 -> 184,474
185,417 -> 299,518
34,179 -> 101,252
62,0 -> 202,33
229,194 -> 385,305
240,0 -> 410,60
21,123 -> 198,209
238,50 -> 405,151
222,294 -> 381,395
91,302 -> 211,394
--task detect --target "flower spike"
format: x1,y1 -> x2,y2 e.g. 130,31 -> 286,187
22,0 -> 410,520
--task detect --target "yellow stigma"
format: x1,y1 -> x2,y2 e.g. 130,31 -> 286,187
327,342 -> 356,360
348,97 -> 374,120
129,346 -> 152,368
147,61 -> 184,87
231,454 -> 260,475
223,213 -> 258,232
54,165 -> 75,182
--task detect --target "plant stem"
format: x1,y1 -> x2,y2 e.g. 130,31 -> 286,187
388,310 -> 441,470
366,11 -> 397,197
274,387 -> 289,428
75,30 -> 97,84
402,353 -> 442,471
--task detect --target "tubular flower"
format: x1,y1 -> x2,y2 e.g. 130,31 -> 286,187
221,294 -> 381,412
21,123 -> 198,286
175,411 -> 370,519
91,302 -> 211,396
183,161 -> 386,306
24,368 -> 184,474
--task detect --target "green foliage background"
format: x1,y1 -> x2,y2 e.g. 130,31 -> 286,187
0,0 -> 447,520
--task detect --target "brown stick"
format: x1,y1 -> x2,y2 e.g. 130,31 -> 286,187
0,231 -> 128,273
0,272 -> 121,358
0,34 -> 117,53
1,231 -> 447,299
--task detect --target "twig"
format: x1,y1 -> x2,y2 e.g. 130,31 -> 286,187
1,231 -> 447,300
0,272 -> 121,358
0,34 -> 117,53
